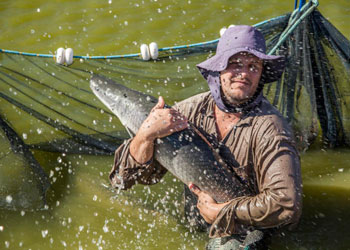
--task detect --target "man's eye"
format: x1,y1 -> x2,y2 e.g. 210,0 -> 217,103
228,61 -> 237,66
249,65 -> 258,72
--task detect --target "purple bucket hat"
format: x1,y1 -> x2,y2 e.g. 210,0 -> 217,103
197,25 -> 285,112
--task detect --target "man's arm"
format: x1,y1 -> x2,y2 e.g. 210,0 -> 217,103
109,138 -> 166,189
109,96 -> 188,189
130,96 -> 188,164
190,131 -> 302,238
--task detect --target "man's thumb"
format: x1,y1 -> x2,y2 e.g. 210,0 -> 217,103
154,96 -> 165,109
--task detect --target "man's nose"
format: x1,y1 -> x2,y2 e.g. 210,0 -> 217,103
234,66 -> 249,78
238,71 -> 248,78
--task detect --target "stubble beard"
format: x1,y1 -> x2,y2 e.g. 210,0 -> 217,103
222,79 -> 253,106
223,91 -> 251,106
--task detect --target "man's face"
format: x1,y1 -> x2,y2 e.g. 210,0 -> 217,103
220,52 -> 263,106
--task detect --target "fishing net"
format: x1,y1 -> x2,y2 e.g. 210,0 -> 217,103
265,10 -> 350,149
0,114 -> 49,209
0,8 -> 349,209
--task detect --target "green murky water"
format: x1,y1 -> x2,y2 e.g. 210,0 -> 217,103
0,0 -> 350,249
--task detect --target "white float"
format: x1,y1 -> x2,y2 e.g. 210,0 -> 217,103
56,47 -> 65,65
149,42 -> 159,60
220,27 -> 227,37
65,48 -> 74,65
140,44 -> 150,61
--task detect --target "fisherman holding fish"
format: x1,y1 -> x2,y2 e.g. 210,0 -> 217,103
109,25 -> 302,249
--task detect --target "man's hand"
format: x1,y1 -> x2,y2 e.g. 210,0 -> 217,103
138,96 -> 189,141
130,96 -> 188,164
189,183 -> 228,224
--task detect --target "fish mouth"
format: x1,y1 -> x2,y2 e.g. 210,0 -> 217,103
90,75 -> 110,92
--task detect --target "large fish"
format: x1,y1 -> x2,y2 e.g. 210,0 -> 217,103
90,75 -> 251,203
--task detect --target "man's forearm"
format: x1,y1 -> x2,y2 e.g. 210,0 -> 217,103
208,152 -> 302,238
128,96 -> 188,164
129,132 -> 154,164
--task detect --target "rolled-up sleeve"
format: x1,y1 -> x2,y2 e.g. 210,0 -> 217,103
209,122 -> 303,238
109,138 -> 167,190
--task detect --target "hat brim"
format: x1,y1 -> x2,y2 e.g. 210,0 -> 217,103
196,47 -> 285,83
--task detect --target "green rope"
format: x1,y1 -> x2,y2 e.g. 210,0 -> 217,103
268,0 -> 319,55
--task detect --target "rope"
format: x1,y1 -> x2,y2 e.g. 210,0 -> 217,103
268,0 -> 319,55
299,0 -> 306,11
0,14 -> 290,60
295,0 -> 306,11
0,1 -> 318,60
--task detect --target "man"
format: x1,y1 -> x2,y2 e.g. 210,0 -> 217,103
109,25 -> 302,249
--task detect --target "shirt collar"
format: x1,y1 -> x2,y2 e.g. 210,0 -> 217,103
206,92 -> 262,127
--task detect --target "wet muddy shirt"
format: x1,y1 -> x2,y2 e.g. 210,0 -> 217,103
109,91 -> 302,238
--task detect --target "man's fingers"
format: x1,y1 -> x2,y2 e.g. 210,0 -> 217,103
169,108 -> 187,118
147,97 -> 189,137
189,183 -> 201,196
173,120 -> 188,131
169,110 -> 188,127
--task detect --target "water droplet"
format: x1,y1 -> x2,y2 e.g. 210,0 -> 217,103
5,195 -> 12,204
41,230 -> 48,238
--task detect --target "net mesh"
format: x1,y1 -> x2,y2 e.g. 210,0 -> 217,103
0,9 -> 349,209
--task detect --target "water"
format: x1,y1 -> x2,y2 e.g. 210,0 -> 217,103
0,0 -> 350,249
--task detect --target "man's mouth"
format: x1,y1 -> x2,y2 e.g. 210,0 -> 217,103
231,79 -> 251,85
